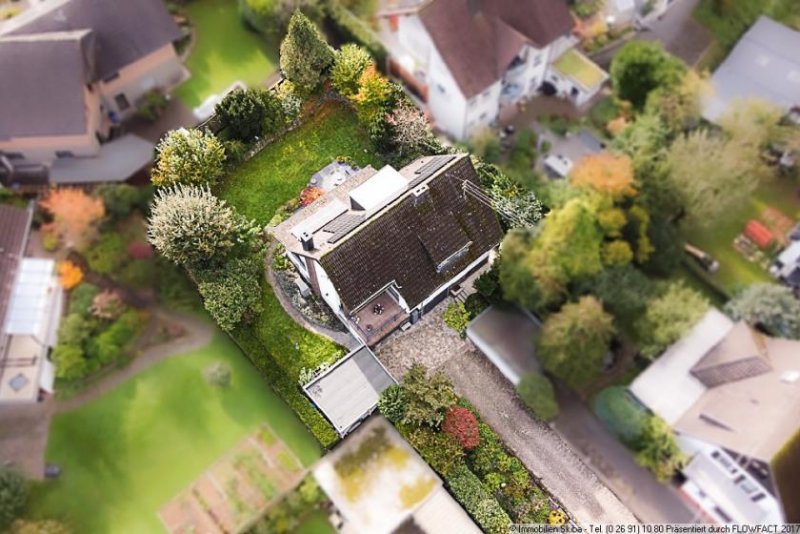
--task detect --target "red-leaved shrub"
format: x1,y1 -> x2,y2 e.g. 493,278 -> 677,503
128,241 -> 153,259
442,405 -> 480,450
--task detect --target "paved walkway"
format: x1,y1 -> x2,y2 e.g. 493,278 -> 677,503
0,308 -> 214,478
374,301 -> 638,525
555,387 -> 703,523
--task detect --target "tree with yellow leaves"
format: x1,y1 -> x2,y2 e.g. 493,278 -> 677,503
57,261 -> 83,290
571,153 -> 637,198
40,188 -> 105,250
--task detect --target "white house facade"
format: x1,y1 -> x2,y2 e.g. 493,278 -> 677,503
378,0 -> 607,140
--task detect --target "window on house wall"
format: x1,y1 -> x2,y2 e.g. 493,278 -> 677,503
114,93 -> 130,111
103,72 -> 120,83
437,83 -> 446,95
3,152 -> 24,160
55,151 -> 74,158
532,54 -> 542,67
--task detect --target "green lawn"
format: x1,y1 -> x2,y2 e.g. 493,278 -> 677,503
29,334 -> 321,534
216,101 -> 383,224
681,177 -> 800,297
176,0 -> 278,108
216,100 -> 383,446
297,510 -> 337,534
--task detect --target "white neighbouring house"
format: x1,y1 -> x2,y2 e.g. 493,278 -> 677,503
630,309 -> 800,524
273,154 -> 504,347
377,0 -> 608,140
0,204 -> 63,404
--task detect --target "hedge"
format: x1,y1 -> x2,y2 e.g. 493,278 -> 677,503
231,327 -> 340,448
592,386 -> 649,448
447,464 -> 513,534
325,3 -> 387,66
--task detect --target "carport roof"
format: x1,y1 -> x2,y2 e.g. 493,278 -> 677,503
303,345 -> 396,435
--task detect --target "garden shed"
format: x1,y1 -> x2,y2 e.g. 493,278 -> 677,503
303,345 -> 396,436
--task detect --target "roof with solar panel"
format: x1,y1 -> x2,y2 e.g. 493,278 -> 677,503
274,154 -> 462,260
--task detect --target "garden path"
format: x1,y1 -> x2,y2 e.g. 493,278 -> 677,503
374,300 -> 639,525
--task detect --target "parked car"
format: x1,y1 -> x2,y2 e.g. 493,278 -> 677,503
543,154 -> 574,179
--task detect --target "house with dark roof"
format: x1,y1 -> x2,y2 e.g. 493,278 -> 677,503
274,154 -> 504,346
0,0 -> 185,187
702,16 -> 800,123
0,204 -> 62,404
630,308 -> 800,524
376,0 -> 608,139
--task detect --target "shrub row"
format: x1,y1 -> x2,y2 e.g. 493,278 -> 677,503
447,464 -> 513,534
231,328 -> 340,448
325,3 -> 387,66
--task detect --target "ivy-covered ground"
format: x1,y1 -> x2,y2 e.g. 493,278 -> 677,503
216,100 -> 384,446
29,335 -> 320,533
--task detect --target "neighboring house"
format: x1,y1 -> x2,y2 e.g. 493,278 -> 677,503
274,154 -> 504,347
771,240 -> 800,295
0,0 -> 185,187
0,204 -> 62,404
630,308 -> 800,524
702,16 -> 800,123
378,0 -> 608,140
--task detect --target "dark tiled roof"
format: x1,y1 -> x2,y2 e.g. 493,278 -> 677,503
320,157 -> 503,311
419,0 -> 574,97
0,31 -> 95,139
0,204 -> 32,333
6,0 -> 181,80
689,322 -> 771,388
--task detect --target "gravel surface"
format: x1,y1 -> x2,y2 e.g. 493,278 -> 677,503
375,301 -> 638,525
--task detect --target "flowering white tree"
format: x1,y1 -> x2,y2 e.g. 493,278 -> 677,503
726,283 -> 800,339
147,185 -> 259,269
151,128 -> 226,187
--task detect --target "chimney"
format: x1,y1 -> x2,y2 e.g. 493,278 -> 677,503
301,231 -> 314,251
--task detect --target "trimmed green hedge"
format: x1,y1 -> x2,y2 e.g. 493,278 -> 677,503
447,464 -> 513,534
326,3 -> 387,66
592,386 -> 649,448
231,327 -> 340,448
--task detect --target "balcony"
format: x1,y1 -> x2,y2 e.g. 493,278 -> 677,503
351,290 -> 409,346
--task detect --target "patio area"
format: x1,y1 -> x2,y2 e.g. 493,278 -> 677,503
309,161 -> 360,192
351,290 -> 409,346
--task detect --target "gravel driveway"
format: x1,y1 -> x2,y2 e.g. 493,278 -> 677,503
375,302 -> 638,525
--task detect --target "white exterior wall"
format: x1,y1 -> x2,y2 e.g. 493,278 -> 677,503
464,81 -> 502,136
313,259 -> 343,316
420,250 -> 491,310
677,435 -> 784,524
396,15 -> 432,75
426,44 -> 469,139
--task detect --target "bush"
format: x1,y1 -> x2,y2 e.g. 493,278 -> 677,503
205,361 -> 232,388
85,233 -> 128,275
95,184 -> 140,220
443,301 -> 470,338
401,363 -> 457,428
68,283 -> 101,316
516,373 -> 559,422
474,265 -> 502,303
447,464 -> 513,534
402,424 -> 465,476
135,89 -> 169,122
0,467 -> 27,530
593,386 -> 649,448
463,293 -> 489,319
52,344 -> 87,380
378,384 -> 407,423
57,313 -> 95,346
442,405 -> 480,450
215,88 -> 285,142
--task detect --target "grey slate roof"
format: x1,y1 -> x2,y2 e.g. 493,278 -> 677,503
303,345 -> 396,435
320,156 -> 504,311
703,16 -> 800,122
4,0 -> 181,80
0,30 -> 95,139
